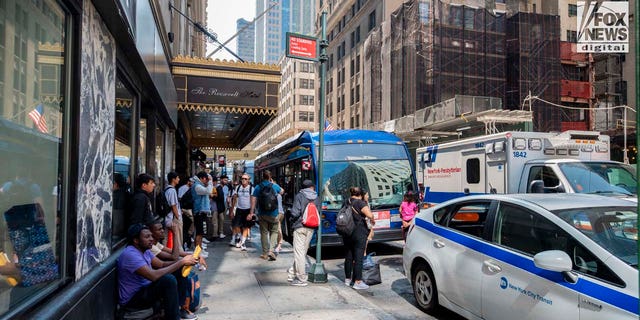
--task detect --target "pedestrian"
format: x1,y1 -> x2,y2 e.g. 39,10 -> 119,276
117,223 -> 197,320
164,171 -> 183,252
212,175 -> 228,239
229,174 -> 253,250
286,179 -> 319,287
400,191 -> 418,241
250,170 -> 283,261
192,171 -> 213,258
129,173 -> 156,226
274,179 -> 284,254
342,187 -> 375,290
206,177 -> 219,241
178,177 -> 195,250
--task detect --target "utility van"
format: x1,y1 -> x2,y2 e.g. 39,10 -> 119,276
416,131 -> 637,205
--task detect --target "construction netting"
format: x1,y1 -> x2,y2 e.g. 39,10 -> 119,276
363,0 -> 567,132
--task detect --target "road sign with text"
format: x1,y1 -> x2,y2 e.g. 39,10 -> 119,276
286,33 -> 318,61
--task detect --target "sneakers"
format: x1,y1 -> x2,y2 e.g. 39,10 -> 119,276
229,235 -> 237,246
179,308 -> 198,319
218,233 -> 226,239
287,275 -> 294,282
202,238 -> 210,244
352,281 -> 369,290
240,243 -> 247,251
267,252 -> 277,261
290,279 -> 308,287
199,251 -> 209,259
344,278 -> 352,286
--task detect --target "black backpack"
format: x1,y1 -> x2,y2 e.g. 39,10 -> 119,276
155,186 -> 173,218
179,185 -> 194,210
258,183 -> 278,212
336,203 -> 356,237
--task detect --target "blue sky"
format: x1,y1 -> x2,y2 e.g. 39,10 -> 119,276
206,0 -> 256,61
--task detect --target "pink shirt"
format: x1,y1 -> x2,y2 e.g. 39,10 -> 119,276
400,201 -> 417,221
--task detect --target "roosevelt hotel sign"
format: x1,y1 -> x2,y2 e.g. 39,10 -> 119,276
577,0 -> 629,53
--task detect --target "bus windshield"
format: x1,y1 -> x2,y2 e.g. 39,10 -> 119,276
322,159 -> 414,210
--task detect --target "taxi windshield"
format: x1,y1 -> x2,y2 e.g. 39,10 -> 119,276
555,207 -> 638,266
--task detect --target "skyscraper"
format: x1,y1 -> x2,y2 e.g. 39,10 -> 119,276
236,18 -> 255,62
254,0 -> 315,64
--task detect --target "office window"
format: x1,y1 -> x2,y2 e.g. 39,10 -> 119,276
368,10 -> 376,31
568,4 -> 577,17
567,30 -> 577,43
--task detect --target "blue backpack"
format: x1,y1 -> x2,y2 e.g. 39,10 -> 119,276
183,270 -> 201,312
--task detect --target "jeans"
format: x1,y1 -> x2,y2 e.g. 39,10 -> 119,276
212,209 -> 225,235
343,226 -> 368,282
288,227 -> 314,281
258,214 -> 280,255
123,274 -> 180,320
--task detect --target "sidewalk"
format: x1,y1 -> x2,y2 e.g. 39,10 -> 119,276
193,226 -> 396,320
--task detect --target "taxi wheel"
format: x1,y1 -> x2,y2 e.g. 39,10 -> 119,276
413,263 -> 438,313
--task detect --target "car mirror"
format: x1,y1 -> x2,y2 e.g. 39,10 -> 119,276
534,250 -> 572,272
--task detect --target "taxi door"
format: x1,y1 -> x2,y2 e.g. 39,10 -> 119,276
481,202 -> 579,320
435,200 -> 493,318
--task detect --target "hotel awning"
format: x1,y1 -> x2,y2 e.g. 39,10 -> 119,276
172,56 -> 281,149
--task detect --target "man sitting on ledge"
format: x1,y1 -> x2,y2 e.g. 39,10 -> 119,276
118,223 -> 197,319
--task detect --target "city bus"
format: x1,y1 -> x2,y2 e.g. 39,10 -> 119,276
254,130 -> 418,246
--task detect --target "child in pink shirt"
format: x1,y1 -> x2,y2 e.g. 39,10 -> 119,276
400,191 -> 418,241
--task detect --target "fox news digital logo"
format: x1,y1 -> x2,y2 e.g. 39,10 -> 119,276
577,1 -> 628,53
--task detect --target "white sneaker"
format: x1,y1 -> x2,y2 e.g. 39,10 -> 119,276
352,282 -> 369,290
200,251 -> 209,259
229,236 -> 237,246
344,278 -> 352,286
202,238 -> 211,244
219,233 -> 226,239
201,244 -> 207,250
240,244 -> 247,251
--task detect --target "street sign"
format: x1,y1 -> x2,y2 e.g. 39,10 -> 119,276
286,32 -> 318,61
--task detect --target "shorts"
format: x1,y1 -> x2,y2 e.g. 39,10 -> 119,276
232,208 -> 252,228
193,212 -> 208,236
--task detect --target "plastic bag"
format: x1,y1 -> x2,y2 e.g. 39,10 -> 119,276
363,252 -> 376,269
362,263 -> 382,285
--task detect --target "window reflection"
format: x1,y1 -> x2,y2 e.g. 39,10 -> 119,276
113,76 -> 134,245
0,1 -> 66,314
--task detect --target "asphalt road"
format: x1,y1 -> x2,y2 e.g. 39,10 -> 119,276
314,241 -> 467,320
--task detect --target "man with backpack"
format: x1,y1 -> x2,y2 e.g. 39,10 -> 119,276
286,179 -> 320,287
250,170 -> 283,261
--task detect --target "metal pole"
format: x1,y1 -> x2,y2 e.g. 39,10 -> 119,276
308,12 -> 328,283
635,0 -> 639,311
624,105 -> 628,164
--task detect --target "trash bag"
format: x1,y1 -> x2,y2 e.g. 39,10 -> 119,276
362,263 -> 382,285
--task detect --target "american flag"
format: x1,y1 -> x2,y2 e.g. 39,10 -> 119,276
324,119 -> 335,131
28,104 -> 48,133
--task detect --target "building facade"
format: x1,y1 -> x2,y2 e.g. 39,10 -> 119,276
0,0 -> 206,318
248,57 -> 317,152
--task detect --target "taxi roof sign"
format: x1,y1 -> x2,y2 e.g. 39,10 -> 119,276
286,32 -> 318,62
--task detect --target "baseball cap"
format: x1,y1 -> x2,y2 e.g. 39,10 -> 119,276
302,179 -> 314,188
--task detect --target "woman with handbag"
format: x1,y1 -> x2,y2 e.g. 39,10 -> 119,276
342,187 -> 375,290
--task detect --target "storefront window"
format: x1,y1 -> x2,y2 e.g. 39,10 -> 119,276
0,1 -> 67,315
138,118 -> 146,174
155,127 -> 165,187
112,75 -> 135,245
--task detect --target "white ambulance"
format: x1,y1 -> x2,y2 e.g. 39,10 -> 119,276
416,131 -> 637,205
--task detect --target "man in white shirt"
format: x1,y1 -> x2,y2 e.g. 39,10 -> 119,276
229,174 -> 253,250
164,172 -> 182,251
